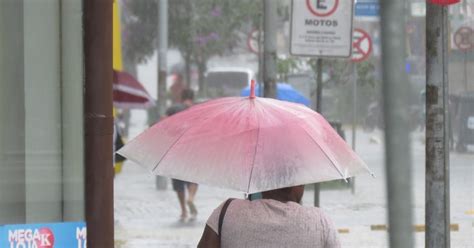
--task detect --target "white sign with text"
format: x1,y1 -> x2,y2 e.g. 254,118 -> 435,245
290,0 -> 353,57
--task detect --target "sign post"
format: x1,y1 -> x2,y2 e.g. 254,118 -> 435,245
426,3 -> 451,248
350,28 -> 372,194
291,0 -> 354,207
350,28 -> 373,153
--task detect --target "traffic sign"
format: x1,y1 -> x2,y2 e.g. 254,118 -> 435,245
355,2 -> 379,17
290,0 -> 353,57
306,0 -> 339,17
247,29 -> 261,54
351,28 -> 372,62
453,26 -> 474,51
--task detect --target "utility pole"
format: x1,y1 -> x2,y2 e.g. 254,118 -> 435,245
84,0 -> 114,246
158,0 -> 168,118
426,2 -> 450,248
380,0 -> 414,248
263,0 -> 277,98
313,58 -> 322,207
156,0 -> 169,190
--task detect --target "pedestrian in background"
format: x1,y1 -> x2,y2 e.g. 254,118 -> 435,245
166,89 -> 199,222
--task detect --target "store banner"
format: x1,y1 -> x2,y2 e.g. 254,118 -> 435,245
0,222 -> 86,248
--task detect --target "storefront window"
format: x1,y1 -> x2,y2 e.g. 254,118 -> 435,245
0,0 -> 84,225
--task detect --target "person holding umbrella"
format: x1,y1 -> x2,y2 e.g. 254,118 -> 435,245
198,185 -> 340,247
118,80 -> 372,244
165,89 -> 199,222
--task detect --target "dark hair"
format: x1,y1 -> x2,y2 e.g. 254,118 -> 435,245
181,89 -> 194,101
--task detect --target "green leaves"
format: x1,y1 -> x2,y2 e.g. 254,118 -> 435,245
122,0 -> 261,65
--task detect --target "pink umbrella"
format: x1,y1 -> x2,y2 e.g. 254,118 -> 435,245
118,81 -> 373,193
113,70 -> 155,109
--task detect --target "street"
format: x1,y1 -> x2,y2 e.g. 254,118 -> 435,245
114,123 -> 473,247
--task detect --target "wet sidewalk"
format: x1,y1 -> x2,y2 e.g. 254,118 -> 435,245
114,129 -> 473,247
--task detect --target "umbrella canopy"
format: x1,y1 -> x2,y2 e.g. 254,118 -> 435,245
241,83 -> 311,106
113,70 -> 155,109
118,81 -> 372,194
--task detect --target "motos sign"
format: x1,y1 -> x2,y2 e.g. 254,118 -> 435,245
290,0 -> 353,57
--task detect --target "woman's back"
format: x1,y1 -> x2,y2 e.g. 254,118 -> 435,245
206,198 -> 340,248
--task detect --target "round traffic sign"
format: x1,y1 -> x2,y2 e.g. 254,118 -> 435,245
351,28 -> 372,62
306,0 -> 339,17
454,26 -> 474,51
247,29 -> 262,54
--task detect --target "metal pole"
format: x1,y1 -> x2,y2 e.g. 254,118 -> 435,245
263,0 -> 277,98
156,0 -> 169,190
464,51 -> 468,90
316,59 -> 323,113
426,3 -> 450,248
313,58 -> 323,207
352,63 -> 357,151
158,0 -> 168,117
258,5 -> 264,96
84,0 -> 114,246
351,62 -> 358,194
380,1 -> 414,248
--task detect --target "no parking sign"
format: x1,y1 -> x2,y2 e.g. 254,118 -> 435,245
247,29 -> 261,54
351,28 -> 372,62
290,0 -> 353,57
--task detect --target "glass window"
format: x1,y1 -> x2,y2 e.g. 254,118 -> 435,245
0,0 -> 84,225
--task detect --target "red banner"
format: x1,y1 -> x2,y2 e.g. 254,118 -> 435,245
429,0 -> 460,6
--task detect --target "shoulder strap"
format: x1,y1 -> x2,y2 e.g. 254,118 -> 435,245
218,198 -> 235,242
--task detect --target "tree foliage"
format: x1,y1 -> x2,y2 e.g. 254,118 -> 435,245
122,0 -> 157,64
122,0 -> 261,95
307,58 -> 377,88
277,57 -> 300,81
122,0 -> 260,65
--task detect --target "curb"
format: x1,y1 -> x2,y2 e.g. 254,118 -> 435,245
369,224 -> 459,232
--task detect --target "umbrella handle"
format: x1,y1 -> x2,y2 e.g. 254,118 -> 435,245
250,79 -> 256,99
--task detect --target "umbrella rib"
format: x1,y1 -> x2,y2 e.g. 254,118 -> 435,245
150,99 -> 241,172
266,100 -> 348,179
246,106 -> 260,193
150,127 -> 191,172
300,125 -> 348,181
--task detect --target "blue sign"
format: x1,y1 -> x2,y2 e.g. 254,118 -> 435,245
355,2 -> 380,17
0,222 -> 86,248
405,62 -> 412,74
